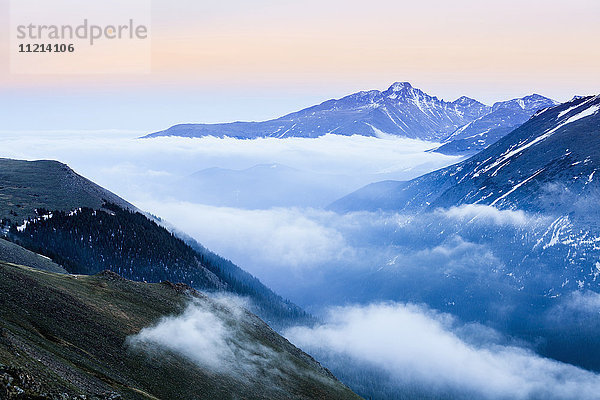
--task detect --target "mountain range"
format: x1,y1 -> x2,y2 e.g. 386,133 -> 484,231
3,88 -> 598,400
322,94 -> 600,373
145,82 -> 557,155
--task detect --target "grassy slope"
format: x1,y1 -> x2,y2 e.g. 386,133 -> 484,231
0,238 -> 66,273
0,158 -> 134,223
0,262 -> 360,400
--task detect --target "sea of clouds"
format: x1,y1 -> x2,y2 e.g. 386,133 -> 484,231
0,130 -> 460,208
3,130 -> 599,400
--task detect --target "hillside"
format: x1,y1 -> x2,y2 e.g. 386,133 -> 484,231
0,238 -> 66,274
0,262 -> 360,400
0,158 -> 310,328
6,204 -> 311,328
0,158 -> 134,223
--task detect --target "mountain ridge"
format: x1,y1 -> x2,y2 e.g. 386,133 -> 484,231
434,94 -> 559,155
0,158 -> 135,223
144,83 -> 555,147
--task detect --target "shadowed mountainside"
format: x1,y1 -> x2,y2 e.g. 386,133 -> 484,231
0,262 -> 361,400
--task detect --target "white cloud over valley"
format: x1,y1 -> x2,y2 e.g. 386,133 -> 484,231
286,302 -> 600,400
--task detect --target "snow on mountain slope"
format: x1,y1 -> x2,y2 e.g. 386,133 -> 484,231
434,94 -> 559,155
330,95 -> 600,215
327,95 -> 600,329
431,95 -> 600,212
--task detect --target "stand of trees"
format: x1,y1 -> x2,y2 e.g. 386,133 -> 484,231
10,203 -> 312,327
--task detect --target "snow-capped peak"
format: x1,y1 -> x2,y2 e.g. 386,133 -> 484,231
388,82 -> 413,92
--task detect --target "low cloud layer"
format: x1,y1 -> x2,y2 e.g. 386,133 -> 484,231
286,302 -> 600,400
0,130 -> 460,208
136,200 -> 548,308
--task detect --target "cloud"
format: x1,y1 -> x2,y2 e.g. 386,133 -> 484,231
127,295 -> 277,376
129,300 -> 236,371
0,130 -> 460,208
286,302 -> 600,400
439,204 -> 543,227
133,200 -> 540,309
545,291 -> 600,325
137,201 -> 351,272
562,291 -> 600,311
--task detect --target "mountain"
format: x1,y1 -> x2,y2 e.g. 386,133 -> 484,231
144,83 -> 555,151
434,94 -> 559,155
327,93 -> 600,330
324,95 -> 600,372
330,95 -> 600,215
0,159 -> 310,327
0,262 -> 360,400
0,158 -> 134,223
144,82 -> 491,141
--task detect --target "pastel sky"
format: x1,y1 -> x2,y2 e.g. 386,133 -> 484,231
0,0 -> 599,131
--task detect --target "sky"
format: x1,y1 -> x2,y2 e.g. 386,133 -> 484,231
0,0 -> 599,131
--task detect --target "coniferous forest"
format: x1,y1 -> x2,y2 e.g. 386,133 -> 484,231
7,203 -> 311,327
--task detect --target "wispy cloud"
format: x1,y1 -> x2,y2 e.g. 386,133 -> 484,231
134,201 -> 543,300
128,295 -> 279,377
439,204 -> 546,227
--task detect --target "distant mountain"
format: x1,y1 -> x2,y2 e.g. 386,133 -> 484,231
180,163 -> 380,208
330,95 -> 600,215
145,83 -> 556,151
145,82 -> 491,141
434,94 -> 559,155
0,159 -> 310,327
0,262 -> 360,400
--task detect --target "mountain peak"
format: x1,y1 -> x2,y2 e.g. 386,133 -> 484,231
453,96 -> 483,106
388,81 -> 413,92
491,94 -> 557,112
